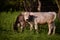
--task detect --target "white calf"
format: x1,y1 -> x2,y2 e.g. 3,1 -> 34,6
22,12 -> 56,35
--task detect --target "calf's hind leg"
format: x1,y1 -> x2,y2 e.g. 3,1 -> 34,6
51,22 -> 56,35
48,22 -> 56,35
48,23 -> 53,35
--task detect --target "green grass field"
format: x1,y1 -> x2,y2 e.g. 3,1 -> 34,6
0,11 -> 60,40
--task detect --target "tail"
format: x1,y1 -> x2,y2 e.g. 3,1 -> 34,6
53,12 -> 57,21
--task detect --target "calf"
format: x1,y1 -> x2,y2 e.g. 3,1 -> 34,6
22,12 -> 56,35
13,14 -> 26,32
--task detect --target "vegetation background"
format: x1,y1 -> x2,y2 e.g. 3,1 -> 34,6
0,0 -> 60,40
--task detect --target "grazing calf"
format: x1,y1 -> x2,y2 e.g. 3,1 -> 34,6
22,12 -> 56,35
13,14 -> 26,32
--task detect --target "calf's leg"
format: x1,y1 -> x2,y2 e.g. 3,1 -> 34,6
28,22 -> 33,31
48,23 -> 53,35
51,22 -> 56,35
20,22 -> 25,32
34,22 -> 38,33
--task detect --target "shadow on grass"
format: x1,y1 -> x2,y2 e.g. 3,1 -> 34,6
55,18 -> 60,34
0,26 -> 13,34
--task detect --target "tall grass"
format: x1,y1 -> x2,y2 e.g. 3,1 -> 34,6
0,11 -> 60,40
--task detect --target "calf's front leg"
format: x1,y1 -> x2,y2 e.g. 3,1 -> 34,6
34,24 -> 38,33
28,22 -> 33,31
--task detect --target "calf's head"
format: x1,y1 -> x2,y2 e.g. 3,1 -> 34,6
22,12 -> 30,21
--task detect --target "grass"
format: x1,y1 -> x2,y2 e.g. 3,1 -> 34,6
0,11 -> 60,40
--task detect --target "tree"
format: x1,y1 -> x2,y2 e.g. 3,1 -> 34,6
0,0 -> 59,12
55,0 -> 60,19
23,0 -> 41,12
37,0 -> 41,12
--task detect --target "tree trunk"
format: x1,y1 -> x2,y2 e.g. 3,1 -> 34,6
37,0 -> 41,12
23,0 -> 31,12
23,0 -> 27,11
55,0 -> 60,19
23,0 -> 41,12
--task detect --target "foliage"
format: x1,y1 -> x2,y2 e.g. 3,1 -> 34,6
0,0 -> 59,12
